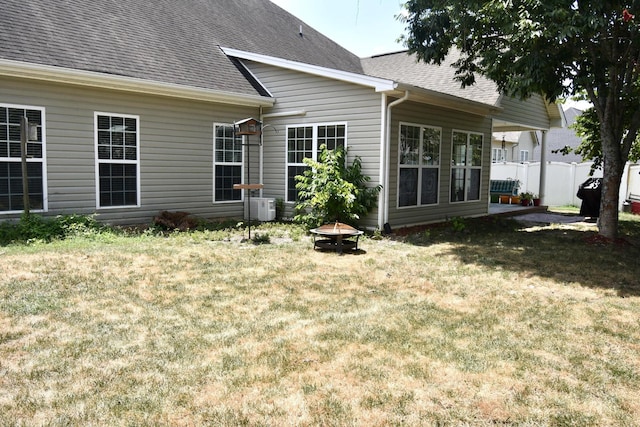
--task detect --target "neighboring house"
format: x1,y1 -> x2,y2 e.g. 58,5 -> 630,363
492,107 -> 582,164
0,0 -> 563,230
543,107 -> 585,163
491,132 -> 522,163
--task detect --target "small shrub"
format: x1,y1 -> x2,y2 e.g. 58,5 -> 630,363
450,216 -> 467,232
153,211 -> 199,231
252,233 -> 271,245
0,213 -> 105,245
294,145 -> 381,228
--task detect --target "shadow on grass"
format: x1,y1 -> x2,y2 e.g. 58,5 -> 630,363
395,216 -> 640,298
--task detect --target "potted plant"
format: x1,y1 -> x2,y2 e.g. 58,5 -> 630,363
519,191 -> 534,206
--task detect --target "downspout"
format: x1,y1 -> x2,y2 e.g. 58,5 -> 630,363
379,90 -> 410,229
260,109 -> 306,199
259,106 -> 264,198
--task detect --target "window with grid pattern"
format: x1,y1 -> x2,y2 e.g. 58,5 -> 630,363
0,105 -> 45,212
398,123 -> 441,207
214,124 -> 243,202
95,113 -> 139,208
286,123 -> 346,202
451,131 -> 483,202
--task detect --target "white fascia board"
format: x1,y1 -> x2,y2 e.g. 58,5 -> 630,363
0,59 -> 274,108
221,47 -> 397,92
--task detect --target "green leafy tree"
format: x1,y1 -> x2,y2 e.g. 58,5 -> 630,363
402,0 -> 640,239
568,106 -> 640,174
294,145 -> 381,228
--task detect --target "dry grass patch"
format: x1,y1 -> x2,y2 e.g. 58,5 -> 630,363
0,216 -> 639,425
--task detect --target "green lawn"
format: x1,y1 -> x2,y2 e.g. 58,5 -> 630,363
1,214 -> 639,426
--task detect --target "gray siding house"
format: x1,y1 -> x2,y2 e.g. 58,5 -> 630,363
492,108 -> 583,164
0,0 -> 562,230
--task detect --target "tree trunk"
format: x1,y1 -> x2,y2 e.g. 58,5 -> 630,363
599,133 -> 625,240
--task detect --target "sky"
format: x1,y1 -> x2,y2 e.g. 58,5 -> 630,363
270,0 -> 590,110
270,0 -> 407,57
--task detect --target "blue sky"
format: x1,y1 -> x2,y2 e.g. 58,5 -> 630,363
270,1 -> 588,109
270,0 -> 407,57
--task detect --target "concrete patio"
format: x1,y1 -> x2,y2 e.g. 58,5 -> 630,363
488,203 -> 549,217
489,203 -> 592,225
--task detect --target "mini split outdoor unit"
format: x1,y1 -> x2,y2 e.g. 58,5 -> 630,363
249,197 -> 276,221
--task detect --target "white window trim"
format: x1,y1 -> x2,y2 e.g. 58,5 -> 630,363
450,129 -> 483,204
94,112 -> 141,209
0,103 -> 48,214
520,150 -> 530,163
492,148 -> 507,163
397,121 -> 442,209
213,123 -> 244,204
285,122 -> 348,203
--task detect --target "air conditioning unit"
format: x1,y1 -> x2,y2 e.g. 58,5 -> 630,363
249,197 -> 276,221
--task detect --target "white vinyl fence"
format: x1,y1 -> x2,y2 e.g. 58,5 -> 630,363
491,162 -> 640,208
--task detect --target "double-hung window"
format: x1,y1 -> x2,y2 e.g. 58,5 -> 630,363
0,104 -> 46,213
398,123 -> 441,207
213,124 -> 242,202
520,150 -> 529,163
95,113 -> 140,208
451,131 -> 483,202
286,123 -> 346,202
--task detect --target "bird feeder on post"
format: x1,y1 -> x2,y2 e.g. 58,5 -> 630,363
20,115 -> 39,216
233,118 -> 263,240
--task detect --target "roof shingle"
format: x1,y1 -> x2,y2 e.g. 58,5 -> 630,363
361,50 -> 501,106
0,0 -> 363,97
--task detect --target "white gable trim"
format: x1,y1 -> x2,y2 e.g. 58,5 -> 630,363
221,47 -> 397,92
0,59 -> 274,108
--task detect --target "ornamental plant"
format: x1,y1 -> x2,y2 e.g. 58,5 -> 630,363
293,145 -> 381,228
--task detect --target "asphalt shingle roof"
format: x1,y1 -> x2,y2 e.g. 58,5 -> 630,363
0,0 -> 363,98
361,50 -> 501,107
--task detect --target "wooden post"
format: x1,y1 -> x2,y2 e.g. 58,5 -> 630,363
234,118 -> 262,241
20,115 -> 30,216
246,135 -> 251,239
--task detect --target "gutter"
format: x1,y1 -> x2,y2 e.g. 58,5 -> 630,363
379,90 -> 410,230
0,58 -> 275,108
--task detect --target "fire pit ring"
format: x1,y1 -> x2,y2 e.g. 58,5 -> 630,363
310,222 -> 363,254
